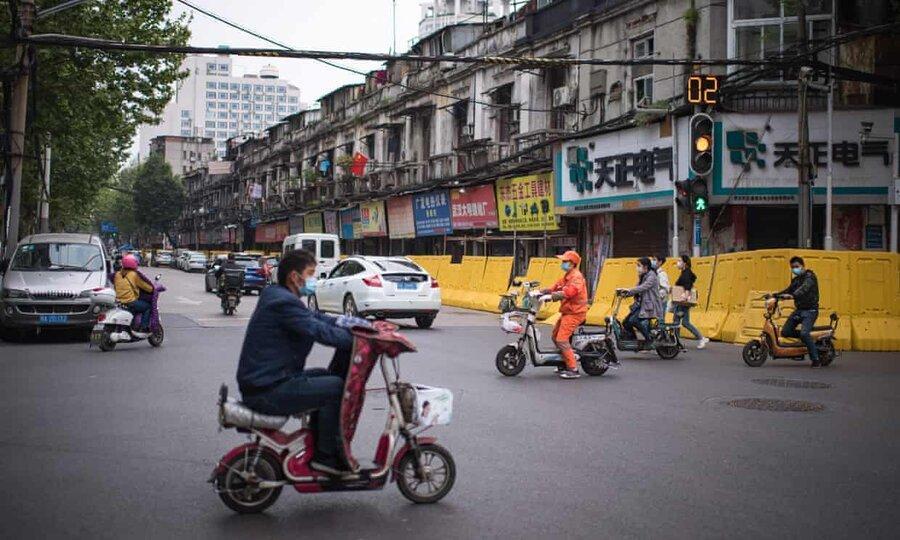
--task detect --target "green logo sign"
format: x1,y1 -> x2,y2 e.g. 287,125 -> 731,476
726,130 -> 766,169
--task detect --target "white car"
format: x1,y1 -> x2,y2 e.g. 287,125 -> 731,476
185,252 -> 208,272
309,256 -> 441,328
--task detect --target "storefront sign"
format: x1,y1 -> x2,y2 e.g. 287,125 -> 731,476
556,122 -> 678,214
451,184 -> 499,229
496,173 -> 558,231
714,110 -> 897,204
339,207 -> 357,239
324,211 -> 338,235
413,190 -> 452,236
304,213 -> 323,233
254,220 -> 289,243
359,201 -> 387,237
387,196 -> 416,239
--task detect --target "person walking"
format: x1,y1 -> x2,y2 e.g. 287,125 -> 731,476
671,255 -> 709,349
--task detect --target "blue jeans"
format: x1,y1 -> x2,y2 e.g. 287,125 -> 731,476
241,349 -> 351,459
673,305 -> 703,340
781,309 -> 819,363
622,308 -> 651,340
125,299 -> 151,330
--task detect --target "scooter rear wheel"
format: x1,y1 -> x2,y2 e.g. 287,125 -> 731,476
396,443 -> 456,504
495,345 -> 526,376
817,339 -> 836,367
742,339 -> 768,367
98,330 -> 116,352
579,341 -> 611,376
216,448 -> 283,514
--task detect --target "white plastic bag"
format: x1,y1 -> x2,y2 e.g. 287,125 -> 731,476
412,385 -> 453,427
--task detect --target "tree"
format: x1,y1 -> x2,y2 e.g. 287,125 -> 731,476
0,1 -> 190,233
132,154 -> 185,246
92,165 -> 140,242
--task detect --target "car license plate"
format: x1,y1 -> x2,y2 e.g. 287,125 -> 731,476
397,282 -> 418,290
39,314 -> 68,325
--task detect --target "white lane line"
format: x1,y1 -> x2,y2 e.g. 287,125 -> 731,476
176,296 -> 203,305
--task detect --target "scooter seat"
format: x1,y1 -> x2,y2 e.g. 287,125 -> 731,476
220,397 -> 289,430
811,325 -> 832,332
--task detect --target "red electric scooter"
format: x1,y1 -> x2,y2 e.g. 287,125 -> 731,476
210,321 -> 456,513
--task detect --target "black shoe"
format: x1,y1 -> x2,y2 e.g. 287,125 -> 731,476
811,361 -> 822,369
310,455 -> 353,476
558,369 -> 581,379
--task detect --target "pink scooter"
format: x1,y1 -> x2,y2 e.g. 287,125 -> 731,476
210,321 -> 456,513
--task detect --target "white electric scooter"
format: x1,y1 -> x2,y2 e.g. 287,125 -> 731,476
91,274 -> 166,352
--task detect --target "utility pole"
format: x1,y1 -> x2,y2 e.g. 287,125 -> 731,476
4,0 -> 35,258
796,3 -> 813,249
38,141 -> 51,234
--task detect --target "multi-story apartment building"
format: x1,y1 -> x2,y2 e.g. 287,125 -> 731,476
418,0 -> 510,39
148,135 -> 215,177
178,0 -> 899,282
138,54 -> 305,160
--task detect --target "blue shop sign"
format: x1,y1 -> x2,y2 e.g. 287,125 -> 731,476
413,190 -> 453,236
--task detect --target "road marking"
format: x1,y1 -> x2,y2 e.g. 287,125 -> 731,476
176,296 -> 203,305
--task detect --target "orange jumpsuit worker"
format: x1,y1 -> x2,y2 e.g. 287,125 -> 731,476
540,250 -> 588,379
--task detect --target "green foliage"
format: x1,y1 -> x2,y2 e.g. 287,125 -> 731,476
93,165 -> 139,240
132,154 -> 186,241
0,0 -> 190,232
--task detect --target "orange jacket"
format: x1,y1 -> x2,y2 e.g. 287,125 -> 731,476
549,268 -> 589,316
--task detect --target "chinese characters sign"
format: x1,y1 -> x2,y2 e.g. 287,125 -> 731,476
303,213 -> 323,233
495,174 -> 558,231
339,207 -> 358,240
323,211 -> 338,235
387,196 -> 415,239
451,184 -> 499,229
359,201 -> 387,237
413,190 -> 453,236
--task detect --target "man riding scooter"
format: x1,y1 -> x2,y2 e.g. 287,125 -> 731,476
774,256 -> 822,368
236,249 -> 370,475
538,250 -> 589,379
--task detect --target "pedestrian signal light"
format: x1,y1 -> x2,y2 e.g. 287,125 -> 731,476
689,113 -> 714,177
675,179 -> 692,210
692,179 -> 709,215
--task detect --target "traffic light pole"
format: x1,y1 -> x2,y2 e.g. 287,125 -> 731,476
796,4 -> 813,249
671,111 -> 679,258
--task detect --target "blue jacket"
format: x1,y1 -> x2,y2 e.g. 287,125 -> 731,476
237,285 -> 353,394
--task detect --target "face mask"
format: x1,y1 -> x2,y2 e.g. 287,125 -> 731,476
650,260 -> 659,269
300,276 -> 318,296
791,267 -> 803,276
561,262 -> 572,272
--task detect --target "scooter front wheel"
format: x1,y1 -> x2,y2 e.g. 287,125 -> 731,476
98,330 -> 116,352
742,339 -> 768,367
396,443 -> 456,504
817,339 -> 836,366
148,326 -> 164,347
216,448 -> 283,514
495,345 -> 526,376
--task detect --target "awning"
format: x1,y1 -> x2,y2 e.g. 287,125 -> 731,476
366,121 -> 404,130
390,102 -> 435,118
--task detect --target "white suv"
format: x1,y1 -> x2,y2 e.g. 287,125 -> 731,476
309,256 -> 441,328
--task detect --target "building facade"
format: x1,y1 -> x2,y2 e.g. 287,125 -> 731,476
178,0 -> 899,286
148,135 -> 215,177
138,54 -> 304,160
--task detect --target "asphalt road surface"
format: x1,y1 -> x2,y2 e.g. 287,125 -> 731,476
1,267 -> 898,539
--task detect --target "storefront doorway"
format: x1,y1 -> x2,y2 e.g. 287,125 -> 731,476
612,209 -> 669,258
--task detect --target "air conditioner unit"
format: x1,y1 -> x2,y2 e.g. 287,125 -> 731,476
552,86 -> 574,108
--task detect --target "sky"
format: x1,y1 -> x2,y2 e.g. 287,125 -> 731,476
172,0 -> 425,104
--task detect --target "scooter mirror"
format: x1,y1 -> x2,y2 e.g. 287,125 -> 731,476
155,274 -> 162,280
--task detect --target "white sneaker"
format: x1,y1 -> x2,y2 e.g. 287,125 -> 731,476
697,337 -> 709,349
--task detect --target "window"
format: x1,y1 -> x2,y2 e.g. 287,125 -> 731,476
230,102 -> 239,109
206,81 -> 217,89
180,110 -> 190,118
277,105 -> 286,113
181,129 -> 191,136
265,95 -> 274,102
633,35 -> 654,59
301,239 -> 317,252
217,102 -> 227,109
218,111 -> 228,119
206,101 -> 216,110
266,115 -> 274,122
277,86 -> 286,93
180,119 -> 191,127
265,85 -> 275,92
218,122 -> 227,128
288,96 -> 298,103
217,131 -> 227,138
255,104 -> 263,111
633,75 -> 653,107
230,92 -> 238,100
289,106 -> 299,113
219,63 -> 229,71
321,241 -> 335,259
242,102 -> 251,110
218,92 -> 228,99
230,122 -> 237,129
729,0 -> 832,80
265,104 -> 273,111
230,83 -> 239,90
206,91 -> 216,99
242,84 -> 251,91
206,121 -> 216,128
218,82 -> 229,89
207,62 -> 216,71
276,95 -> 285,102
242,113 -> 250,120
254,84 -> 263,92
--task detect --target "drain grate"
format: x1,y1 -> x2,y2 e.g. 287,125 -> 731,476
752,378 -> 832,389
727,398 -> 825,412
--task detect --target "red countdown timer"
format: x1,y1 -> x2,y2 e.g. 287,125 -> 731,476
687,75 -> 720,105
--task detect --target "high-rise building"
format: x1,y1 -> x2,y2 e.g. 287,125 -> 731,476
138,53 -> 304,159
417,0 -> 509,39
148,135 -> 215,177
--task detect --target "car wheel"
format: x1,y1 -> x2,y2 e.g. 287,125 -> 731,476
415,314 -> 436,329
343,295 -> 358,317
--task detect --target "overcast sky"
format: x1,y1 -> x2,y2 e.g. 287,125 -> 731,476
172,0 -> 425,104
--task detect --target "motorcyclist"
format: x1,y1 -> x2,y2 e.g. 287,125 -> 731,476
112,254 -> 153,333
774,256 -> 822,368
236,249 -> 370,475
539,250 -> 588,379
215,253 -> 243,282
618,257 -> 664,342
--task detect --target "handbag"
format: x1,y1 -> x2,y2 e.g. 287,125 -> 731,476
671,285 -> 698,306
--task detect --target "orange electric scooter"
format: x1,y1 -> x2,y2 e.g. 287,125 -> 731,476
742,295 -> 839,367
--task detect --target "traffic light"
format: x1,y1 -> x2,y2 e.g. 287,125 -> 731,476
689,113 -> 714,177
692,179 -> 709,214
675,179 -> 692,210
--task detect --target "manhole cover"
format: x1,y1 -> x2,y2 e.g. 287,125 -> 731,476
726,398 -> 825,412
752,378 -> 832,389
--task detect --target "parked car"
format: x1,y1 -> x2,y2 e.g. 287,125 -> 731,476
152,250 -> 174,267
205,255 -> 266,294
282,233 -> 340,279
309,256 -> 440,328
0,233 -> 115,339
185,252 -> 208,273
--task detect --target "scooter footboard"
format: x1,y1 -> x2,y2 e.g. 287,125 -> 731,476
390,436 -> 437,482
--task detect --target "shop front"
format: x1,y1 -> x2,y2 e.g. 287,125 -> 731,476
254,220 -> 290,249
495,172 -> 564,275
359,200 -> 388,255
387,195 -> 416,255
446,183 -> 501,259
710,109 -> 898,252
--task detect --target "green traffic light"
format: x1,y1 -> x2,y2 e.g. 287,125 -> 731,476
694,197 -> 708,212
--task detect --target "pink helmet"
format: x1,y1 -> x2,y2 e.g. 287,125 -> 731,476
121,254 -> 138,270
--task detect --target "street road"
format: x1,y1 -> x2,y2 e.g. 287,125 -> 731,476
1,267 -> 898,539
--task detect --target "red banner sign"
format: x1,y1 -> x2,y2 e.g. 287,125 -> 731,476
254,220 -> 290,243
450,184 -> 499,229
